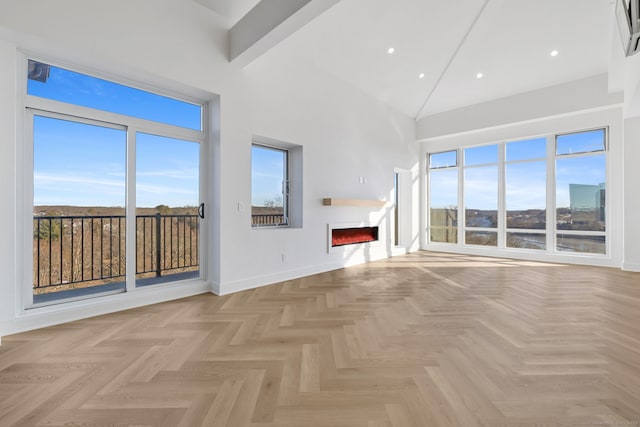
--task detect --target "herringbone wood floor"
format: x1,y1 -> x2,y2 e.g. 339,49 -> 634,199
2,251 -> 640,426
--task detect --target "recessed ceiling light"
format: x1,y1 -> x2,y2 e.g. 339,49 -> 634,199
550,49 -> 559,57
418,73 -> 425,79
476,72 -> 483,79
387,47 -> 395,54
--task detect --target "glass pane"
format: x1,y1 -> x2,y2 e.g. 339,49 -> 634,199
556,155 -> 606,231
465,166 -> 497,228
252,145 -> 287,227
506,137 -> 546,161
465,231 -> 497,246
27,60 -> 202,130
429,168 -> 458,227
430,228 -> 458,243
464,144 -> 498,166
33,115 -> 126,304
556,129 -> 606,155
506,161 -> 546,229
136,133 -> 200,286
507,232 -> 546,250
429,151 -> 457,169
557,234 -> 605,254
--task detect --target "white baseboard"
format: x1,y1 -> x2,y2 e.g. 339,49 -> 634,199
391,246 -> 409,256
421,244 -> 621,268
216,262 -> 343,296
216,247 -> 409,296
622,262 -> 640,272
6,280 -> 211,336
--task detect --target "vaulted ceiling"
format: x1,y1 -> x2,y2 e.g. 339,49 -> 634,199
194,0 -> 613,120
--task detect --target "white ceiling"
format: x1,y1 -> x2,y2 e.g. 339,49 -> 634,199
197,0 -> 615,120
193,0 -> 261,26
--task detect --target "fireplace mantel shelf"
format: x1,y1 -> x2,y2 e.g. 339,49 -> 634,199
322,198 -> 386,207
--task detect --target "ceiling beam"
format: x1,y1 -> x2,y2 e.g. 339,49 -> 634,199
229,0 -> 340,67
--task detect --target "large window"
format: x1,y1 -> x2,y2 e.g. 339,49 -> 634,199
427,128 -> 608,256
251,145 -> 289,227
428,151 -> 458,243
464,144 -> 498,246
505,138 -> 547,250
250,137 -> 303,229
27,59 -> 206,307
555,129 -> 606,254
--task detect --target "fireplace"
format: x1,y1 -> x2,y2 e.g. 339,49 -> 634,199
328,223 -> 379,251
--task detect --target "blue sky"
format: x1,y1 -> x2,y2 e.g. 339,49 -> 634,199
33,117 -> 200,208
430,133 -> 606,211
30,62 -> 200,208
30,61 -> 281,208
251,146 -> 285,207
28,62 -> 201,130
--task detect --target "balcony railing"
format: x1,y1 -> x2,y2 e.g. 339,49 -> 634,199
33,214 -> 199,291
251,214 -> 285,226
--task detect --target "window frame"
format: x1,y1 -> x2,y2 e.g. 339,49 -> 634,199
251,143 -> 290,228
427,150 -> 459,244
504,137 -> 549,251
462,144 -> 499,247
250,135 -> 303,230
20,54 -> 209,309
554,127 -> 608,254
426,126 -> 609,257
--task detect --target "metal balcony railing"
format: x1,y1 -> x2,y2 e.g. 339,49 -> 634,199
251,214 -> 285,226
33,214 -> 199,290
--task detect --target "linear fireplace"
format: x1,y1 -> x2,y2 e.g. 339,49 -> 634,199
328,223 -> 380,252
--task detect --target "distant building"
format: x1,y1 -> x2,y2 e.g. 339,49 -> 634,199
569,183 -> 605,224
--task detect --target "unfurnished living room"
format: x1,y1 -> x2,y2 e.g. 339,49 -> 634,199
2,0 -> 640,426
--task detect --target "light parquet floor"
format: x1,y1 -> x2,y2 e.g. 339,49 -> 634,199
2,251 -> 640,426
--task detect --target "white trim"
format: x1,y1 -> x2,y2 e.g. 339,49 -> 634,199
622,262 -> 640,272
546,134 -> 556,253
18,61 -> 32,312
6,279 -> 211,336
418,104 -> 623,143
424,244 -> 618,268
216,262 -> 342,296
497,143 -> 506,248
126,128 -> 137,293
458,149 -> 464,244
25,96 -> 203,143
198,101 -> 210,284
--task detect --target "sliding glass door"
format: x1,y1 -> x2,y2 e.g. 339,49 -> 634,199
32,114 -> 127,304
29,112 -> 203,306
135,133 -> 201,286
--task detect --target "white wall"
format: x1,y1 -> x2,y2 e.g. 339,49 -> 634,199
621,46 -> 640,117
0,39 -> 18,343
215,46 -> 419,293
416,77 -> 626,268
609,16 -> 640,272
0,0 -> 418,336
417,74 -> 623,140
623,117 -> 640,271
